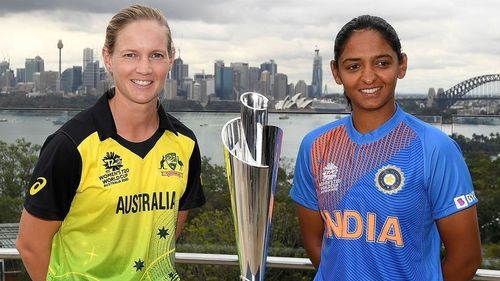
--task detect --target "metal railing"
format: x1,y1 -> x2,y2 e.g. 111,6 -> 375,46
1,248 -> 499,280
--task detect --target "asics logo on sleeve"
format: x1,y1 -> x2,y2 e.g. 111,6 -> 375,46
29,177 -> 47,195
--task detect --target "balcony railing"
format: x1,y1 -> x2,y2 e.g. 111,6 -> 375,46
1,248 -> 499,280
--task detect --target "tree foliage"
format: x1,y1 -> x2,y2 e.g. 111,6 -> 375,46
0,139 -> 40,223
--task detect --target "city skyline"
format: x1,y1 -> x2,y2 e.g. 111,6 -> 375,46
1,0 -> 499,94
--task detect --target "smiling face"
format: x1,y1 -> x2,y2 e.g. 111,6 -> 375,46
332,29 -> 407,117
103,19 -> 173,106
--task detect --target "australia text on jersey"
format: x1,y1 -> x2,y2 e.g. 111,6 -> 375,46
116,191 -> 176,214
321,209 -> 403,247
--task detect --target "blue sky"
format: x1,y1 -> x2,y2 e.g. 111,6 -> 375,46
1,0 -> 499,94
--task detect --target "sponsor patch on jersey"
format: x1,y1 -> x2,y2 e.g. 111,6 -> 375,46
454,195 -> 468,209
375,165 -> 405,195
98,152 -> 129,187
319,162 -> 342,194
29,177 -> 47,195
159,152 -> 184,177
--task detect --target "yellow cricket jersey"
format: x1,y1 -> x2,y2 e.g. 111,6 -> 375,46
24,89 -> 205,280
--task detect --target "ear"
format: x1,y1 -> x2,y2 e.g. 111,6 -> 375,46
398,53 -> 408,79
330,60 -> 342,85
102,47 -> 113,73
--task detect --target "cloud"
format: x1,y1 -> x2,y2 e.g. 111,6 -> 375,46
1,0 -> 499,93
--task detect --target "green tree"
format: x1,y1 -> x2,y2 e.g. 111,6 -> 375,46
0,139 -> 40,223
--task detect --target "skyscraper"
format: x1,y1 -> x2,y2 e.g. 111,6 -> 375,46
82,61 -> 99,91
220,67 -> 234,100
273,73 -> 288,101
230,62 -> 249,96
214,60 -> 224,98
260,60 -> 277,96
25,56 -> 44,83
83,48 -> 93,71
295,80 -> 308,96
311,47 -> 323,98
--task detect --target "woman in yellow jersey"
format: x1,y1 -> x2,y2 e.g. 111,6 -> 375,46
17,5 -> 205,280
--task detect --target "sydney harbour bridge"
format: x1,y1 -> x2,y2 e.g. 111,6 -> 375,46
399,74 -> 500,111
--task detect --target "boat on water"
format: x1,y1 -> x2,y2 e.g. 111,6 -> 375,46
0,118 -> 7,122
52,119 -> 66,125
52,111 -> 70,126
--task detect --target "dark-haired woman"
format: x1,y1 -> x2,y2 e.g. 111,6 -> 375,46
290,15 -> 481,281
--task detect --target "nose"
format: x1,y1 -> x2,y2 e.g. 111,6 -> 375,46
361,66 -> 376,84
136,57 -> 153,75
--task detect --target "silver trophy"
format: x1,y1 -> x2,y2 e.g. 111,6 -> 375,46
221,92 -> 283,281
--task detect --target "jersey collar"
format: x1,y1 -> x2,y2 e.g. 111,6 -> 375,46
92,88 -> 178,141
346,104 -> 406,144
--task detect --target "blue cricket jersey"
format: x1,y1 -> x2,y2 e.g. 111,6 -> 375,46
290,106 -> 477,281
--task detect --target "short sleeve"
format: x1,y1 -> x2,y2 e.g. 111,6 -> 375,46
425,132 -> 477,219
289,134 -> 319,211
179,140 -> 205,210
24,132 -> 82,220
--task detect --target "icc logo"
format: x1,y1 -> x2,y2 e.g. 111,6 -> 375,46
102,152 -> 123,172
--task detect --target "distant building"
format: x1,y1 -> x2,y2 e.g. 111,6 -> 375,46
82,61 -> 99,92
220,67 -> 234,100
260,60 -> 277,94
0,60 -> 9,74
214,60 -> 224,98
83,48 -> 93,71
231,62 -> 249,96
427,87 -> 436,108
273,73 -> 288,101
248,67 -> 261,92
214,60 -> 234,100
194,73 -> 214,103
0,70 -> 14,90
61,68 -> 74,93
72,66 -> 82,92
25,56 -> 44,82
16,68 -> 26,83
295,80 -> 308,97
192,81 -> 201,101
259,70 -> 271,98
183,78 -> 194,100
311,47 -> 323,98
61,66 -> 82,93
164,79 -> 177,100
38,71 -> 58,94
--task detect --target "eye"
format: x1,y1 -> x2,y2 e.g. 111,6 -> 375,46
123,53 -> 137,59
346,64 -> 360,71
151,52 -> 166,60
376,60 -> 391,68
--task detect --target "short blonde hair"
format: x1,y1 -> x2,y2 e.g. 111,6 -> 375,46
104,4 -> 174,56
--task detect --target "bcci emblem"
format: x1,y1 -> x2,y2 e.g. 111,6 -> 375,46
160,153 -> 184,177
375,165 -> 405,195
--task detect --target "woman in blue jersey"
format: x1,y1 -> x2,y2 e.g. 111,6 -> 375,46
290,15 -> 482,281
16,5 -> 205,281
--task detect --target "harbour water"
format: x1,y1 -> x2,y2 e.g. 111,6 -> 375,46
1,110 -> 499,165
